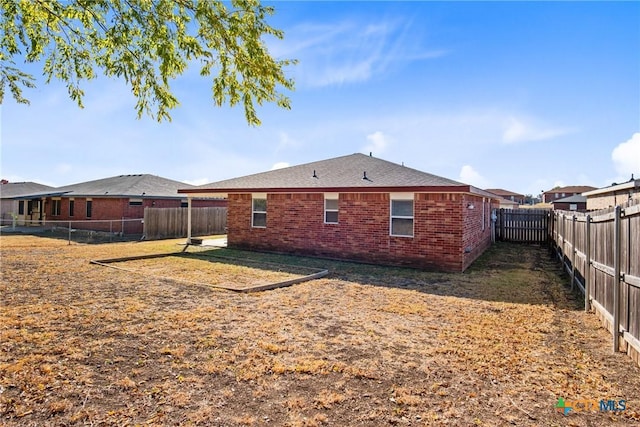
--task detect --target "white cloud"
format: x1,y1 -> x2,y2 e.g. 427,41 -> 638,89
611,133 -> 640,179
271,162 -> 290,170
502,116 -> 574,144
362,131 -> 389,156
459,165 -> 490,188
273,18 -> 447,88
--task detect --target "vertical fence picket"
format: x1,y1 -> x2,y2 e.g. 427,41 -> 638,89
549,201 -> 640,367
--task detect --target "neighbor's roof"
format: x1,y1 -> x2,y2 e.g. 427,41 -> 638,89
485,189 -> 524,197
0,182 -> 54,199
496,197 -> 520,206
16,174 -> 194,199
180,153 -> 498,198
544,185 -> 597,194
582,178 -> 639,197
551,194 -> 587,204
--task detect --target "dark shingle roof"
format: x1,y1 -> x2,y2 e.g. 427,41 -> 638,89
0,182 -> 54,198
182,154 -> 492,196
545,185 -> 597,194
17,175 -> 194,199
551,194 -> 587,204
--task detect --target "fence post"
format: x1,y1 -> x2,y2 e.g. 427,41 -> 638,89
68,220 -> 72,245
585,215 -> 591,312
571,215 -> 576,291
549,211 -> 557,257
613,205 -> 621,353
110,220 -> 113,243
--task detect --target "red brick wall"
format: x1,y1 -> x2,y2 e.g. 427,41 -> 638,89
227,192 -> 494,272
45,197 -> 188,234
192,199 -> 227,208
461,195 -> 496,270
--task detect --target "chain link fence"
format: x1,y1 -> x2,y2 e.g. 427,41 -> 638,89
0,218 -> 144,244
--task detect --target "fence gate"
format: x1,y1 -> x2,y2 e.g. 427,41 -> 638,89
143,207 -> 227,240
493,208 -> 550,243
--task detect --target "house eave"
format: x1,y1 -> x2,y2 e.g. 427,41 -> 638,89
180,185 -> 502,200
583,180 -> 640,197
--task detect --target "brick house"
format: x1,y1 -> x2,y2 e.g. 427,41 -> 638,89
542,185 -> 596,203
485,188 -> 526,205
13,174 -> 225,234
179,154 -> 500,272
583,176 -> 640,210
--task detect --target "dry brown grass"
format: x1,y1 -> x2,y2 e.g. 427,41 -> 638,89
1,235 -> 639,426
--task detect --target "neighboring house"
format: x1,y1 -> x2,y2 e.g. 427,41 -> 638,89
485,189 -> 526,205
179,153 -> 500,272
550,194 -> 588,212
12,174 -> 226,234
542,186 -> 596,203
583,176 -> 640,210
494,197 -> 520,209
0,180 -> 54,224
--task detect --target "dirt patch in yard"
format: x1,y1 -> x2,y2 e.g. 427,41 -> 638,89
1,236 -> 639,426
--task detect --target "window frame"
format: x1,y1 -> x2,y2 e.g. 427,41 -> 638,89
324,193 -> 339,224
51,199 -> 61,216
86,199 -> 93,218
69,199 -> 75,217
251,195 -> 267,228
129,198 -> 143,206
390,194 -> 414,238
18,200 -> 24,215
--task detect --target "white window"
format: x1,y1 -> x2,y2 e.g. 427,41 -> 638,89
390,196 -> 414,237
325,198 -> 338,224
569,204 -> 577,211
252,197 -> 267,228
129,198 -> 143,206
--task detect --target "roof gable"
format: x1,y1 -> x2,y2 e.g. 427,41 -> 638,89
184,154 -> 469,194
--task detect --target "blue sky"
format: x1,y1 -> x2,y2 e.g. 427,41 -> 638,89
2,1 -> 639,197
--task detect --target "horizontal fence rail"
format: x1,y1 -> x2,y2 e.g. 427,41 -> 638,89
143,207 -> 227,240
494,208 -> 550,243
551,199 -> 640,367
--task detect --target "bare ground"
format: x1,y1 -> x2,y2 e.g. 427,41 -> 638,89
1,235 -> 639,426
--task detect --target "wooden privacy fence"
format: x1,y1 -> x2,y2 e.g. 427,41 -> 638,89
493,208 -> 550,243
143,207 -> 227,240
550,199 -> 640,366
